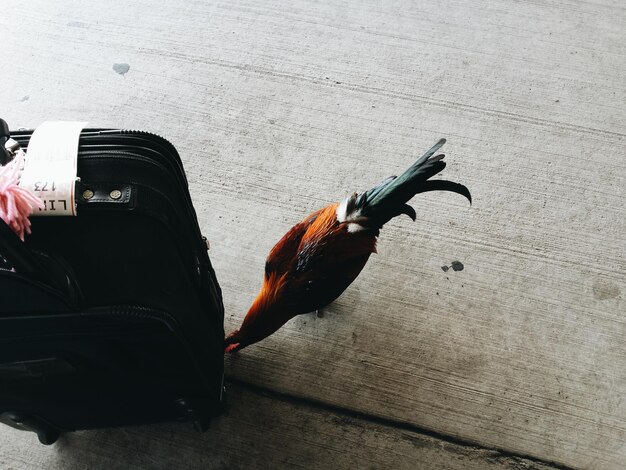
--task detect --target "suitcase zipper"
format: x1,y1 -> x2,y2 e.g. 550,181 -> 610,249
97,129 -> 186,177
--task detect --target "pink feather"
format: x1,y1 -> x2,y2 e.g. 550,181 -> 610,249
0,150 -> 44,241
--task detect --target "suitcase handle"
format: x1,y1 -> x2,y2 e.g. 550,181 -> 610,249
0,118 -> 12,165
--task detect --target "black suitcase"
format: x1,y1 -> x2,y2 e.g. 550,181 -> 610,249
0,122 -> 225,444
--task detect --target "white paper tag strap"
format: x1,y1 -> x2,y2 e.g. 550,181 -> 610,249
19,121 -> 87,216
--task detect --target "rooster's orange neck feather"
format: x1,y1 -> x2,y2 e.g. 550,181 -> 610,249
300,203 -> 339,245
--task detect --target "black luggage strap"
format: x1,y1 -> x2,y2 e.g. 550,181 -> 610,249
0,217 -> 43,278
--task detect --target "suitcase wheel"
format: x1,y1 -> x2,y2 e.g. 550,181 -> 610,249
37,429 -> 60,445
0,412 -> 61,445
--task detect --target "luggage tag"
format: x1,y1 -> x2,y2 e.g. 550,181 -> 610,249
19,121 -> 87,216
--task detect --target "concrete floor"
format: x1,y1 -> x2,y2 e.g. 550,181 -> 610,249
1,1 -> 625,469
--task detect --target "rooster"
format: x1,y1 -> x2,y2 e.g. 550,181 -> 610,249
225,138 -> 471,353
